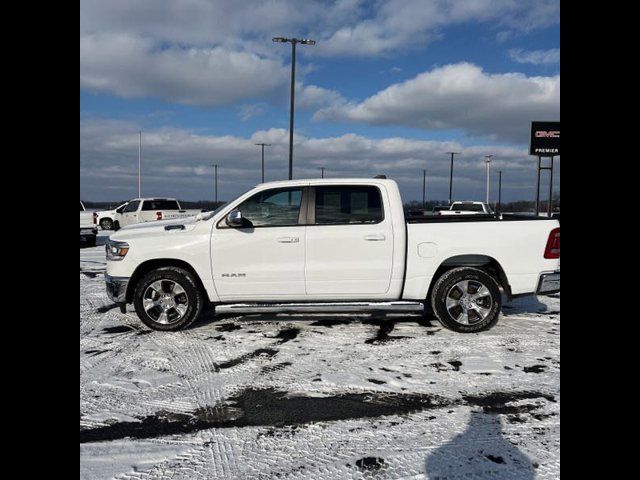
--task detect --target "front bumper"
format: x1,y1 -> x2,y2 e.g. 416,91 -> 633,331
105,273 -> 130,304
536,271 -> 560,295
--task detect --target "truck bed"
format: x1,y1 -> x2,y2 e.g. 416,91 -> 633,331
406,213 -> 554,223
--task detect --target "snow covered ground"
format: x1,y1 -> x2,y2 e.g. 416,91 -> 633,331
81,236 -> 559,479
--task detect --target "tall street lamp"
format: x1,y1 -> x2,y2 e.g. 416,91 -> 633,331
484,155 -> 493,204
255,143 -> 271,183
422,169 -> 427,209
211,164 -> 218,204
497,170 -> 502,214
272,36 -> 316,180
446,152 -> 460,204
138,130 -> 142,198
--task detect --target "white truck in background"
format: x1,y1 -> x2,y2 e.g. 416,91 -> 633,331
80,201 -> 98,246
113,198 -> 204,230
105,178 -> 560,333
439,201 -> 493,215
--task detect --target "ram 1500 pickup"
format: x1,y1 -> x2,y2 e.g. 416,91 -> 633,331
113,198 -> 204,230
105,178 -> 560,333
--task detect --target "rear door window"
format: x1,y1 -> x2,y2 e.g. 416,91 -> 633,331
314,186 -> 383,225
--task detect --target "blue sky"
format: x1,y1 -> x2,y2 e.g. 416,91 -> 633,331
80,0 -> 559,203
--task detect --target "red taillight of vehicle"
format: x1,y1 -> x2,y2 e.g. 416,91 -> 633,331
93,212 -> 97,224
544,227 -> 560,259
156,211 -> 163,221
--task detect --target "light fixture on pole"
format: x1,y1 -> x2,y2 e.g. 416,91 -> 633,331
446,152 -> 460,204
272,36 -> 316,180
211,164 -> 218,204
484,155 -> 493,204
255,143 -> 271,183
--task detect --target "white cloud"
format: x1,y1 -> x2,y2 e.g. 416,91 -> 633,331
509,48 -> 560,65
80,33 -> 289,107
315,0 -> 559,57
314,63 -> 559,143
80,119 -> 557,202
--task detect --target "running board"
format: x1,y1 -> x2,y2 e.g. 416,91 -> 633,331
216,301 -> 424,314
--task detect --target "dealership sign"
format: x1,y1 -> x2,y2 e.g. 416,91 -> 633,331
530,121 -> 560,156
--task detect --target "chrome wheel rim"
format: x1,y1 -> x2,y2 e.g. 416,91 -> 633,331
143,279 -> 189,324
101,219 -> 113,229
445,280 -> 493,325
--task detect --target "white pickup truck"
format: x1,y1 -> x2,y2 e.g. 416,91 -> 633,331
105,178 -> 560,333
80,201 -> 98,246
439,201 -> 493,215
113,198 -> 203,230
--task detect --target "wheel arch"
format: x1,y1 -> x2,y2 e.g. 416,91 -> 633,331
125,258 -> 207,303
426,255 -> 511,302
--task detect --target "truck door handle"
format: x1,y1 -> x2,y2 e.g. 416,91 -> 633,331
364,234 -> 386,241
277,237 -> 299,243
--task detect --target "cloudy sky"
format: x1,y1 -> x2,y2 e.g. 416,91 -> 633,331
80,0 -> 560,203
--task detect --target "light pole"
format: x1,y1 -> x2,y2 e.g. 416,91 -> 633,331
422,169 -> 427,209
484,155 -> 493,204
446,152 -> 460,204
272,36 -> 316,180
211,164 -> 218,204
255,143 -> 271,183
319,167 -> 325,178
138,130 -> 142,197
497,170 -> 502,214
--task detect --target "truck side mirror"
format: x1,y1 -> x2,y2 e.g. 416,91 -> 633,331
225,210 -> 245,227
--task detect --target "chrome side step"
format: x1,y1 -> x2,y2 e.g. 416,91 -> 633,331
216,301 -> 424,314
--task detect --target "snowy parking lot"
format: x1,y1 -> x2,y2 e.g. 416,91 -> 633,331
81,233 -> 559,479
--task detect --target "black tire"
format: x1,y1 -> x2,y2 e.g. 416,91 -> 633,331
100,218 -> 114,230
133,267 -> 204,331
113,220 -> 120,231
430,267 -> 501,333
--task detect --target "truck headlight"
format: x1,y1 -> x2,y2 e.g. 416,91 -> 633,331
106,241 -> 129,261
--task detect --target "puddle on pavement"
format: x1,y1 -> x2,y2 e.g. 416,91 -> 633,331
102,325 -> 134,334
217,348 -> 279,370
275,327 -> 300,343
80,388 -> 556,443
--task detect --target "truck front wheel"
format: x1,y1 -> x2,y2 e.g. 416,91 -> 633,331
133,267 -> 204,331
430,267 -> 501,333
100,218 -> 113,230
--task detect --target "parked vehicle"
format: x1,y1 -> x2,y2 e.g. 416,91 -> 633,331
80,201 -> 98,246
95,202 -> 128,230
439,201 -> 493,215
105,178 -> 560,333
113,198 -> 203,230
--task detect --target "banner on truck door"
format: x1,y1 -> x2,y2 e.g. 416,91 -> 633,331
530,121 -> 560,156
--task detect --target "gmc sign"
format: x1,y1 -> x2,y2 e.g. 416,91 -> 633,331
530,121 -> 560,156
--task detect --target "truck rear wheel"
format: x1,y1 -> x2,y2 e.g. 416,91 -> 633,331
430,267 -> 501,333
133,267 -> 204,331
